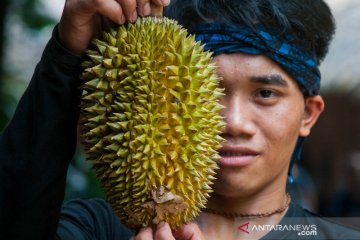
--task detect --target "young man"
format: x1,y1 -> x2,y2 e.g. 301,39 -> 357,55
0,0 -> 359,239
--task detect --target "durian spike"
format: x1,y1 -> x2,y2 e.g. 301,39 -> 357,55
150,2 -> 163,17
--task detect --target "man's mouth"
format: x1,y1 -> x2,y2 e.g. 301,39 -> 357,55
220,152 -> 249,157
219,146 -> 260,156
217,147 -> 260,167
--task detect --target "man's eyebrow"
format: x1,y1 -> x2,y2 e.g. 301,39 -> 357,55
250,74 -> 289,87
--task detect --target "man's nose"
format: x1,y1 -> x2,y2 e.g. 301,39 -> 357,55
220,96 -> 256,138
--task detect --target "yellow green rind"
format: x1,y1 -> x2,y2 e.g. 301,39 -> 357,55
80,17 -> 225,229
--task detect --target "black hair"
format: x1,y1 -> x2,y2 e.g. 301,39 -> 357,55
164,0 -> 336,64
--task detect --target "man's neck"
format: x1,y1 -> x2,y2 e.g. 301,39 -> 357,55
208,186 -> 287,213
196,188 -> 289,240
196,210 -> 289,240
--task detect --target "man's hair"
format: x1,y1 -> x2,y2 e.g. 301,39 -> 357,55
164,0 -> 336,64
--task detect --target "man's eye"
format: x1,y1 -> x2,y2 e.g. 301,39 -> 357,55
259,89 -> 274,98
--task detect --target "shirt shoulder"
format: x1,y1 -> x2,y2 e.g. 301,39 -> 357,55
262,203 -> 360,240
56,198 -> 134,240
299,206 -> 360,239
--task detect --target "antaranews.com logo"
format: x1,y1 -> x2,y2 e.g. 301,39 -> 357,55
239,222 -> 317,236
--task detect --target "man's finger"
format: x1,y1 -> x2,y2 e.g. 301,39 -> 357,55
136,0 -> 151,16
154,222 -> 175,240
173,222 -> 204,240
151,0 -> 170,6
117,0 -> 138,22
96,0 -> 126,24
134,227 -> 153,240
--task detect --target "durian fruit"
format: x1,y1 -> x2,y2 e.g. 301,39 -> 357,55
80,17 -> 224,229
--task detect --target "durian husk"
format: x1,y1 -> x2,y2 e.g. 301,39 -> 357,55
80,17 -> 225,229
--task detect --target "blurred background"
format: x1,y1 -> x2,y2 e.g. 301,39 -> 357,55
0,0 -> 359,217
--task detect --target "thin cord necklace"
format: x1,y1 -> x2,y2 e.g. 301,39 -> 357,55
201,192 -> 291,219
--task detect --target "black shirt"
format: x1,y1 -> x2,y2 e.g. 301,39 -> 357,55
57,199 -> 134,240
264,202 -> 360,239
0,26 -> 83,239
57,198 -> 360,240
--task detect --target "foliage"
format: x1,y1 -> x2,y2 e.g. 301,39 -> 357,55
16,0 -> 56,29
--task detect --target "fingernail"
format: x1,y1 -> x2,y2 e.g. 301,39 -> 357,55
157,221 -> 166,229
143,3 -> 151,16
120,14 -> 126,24
161,0 -> 170,6
130,10 -> 137,22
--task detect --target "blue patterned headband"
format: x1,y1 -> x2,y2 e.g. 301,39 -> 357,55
192,21 -> 321,96
192,22 -> 317,182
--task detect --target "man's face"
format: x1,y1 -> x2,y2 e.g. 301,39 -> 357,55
212,53 -> 323,197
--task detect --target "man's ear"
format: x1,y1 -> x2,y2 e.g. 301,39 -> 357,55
299,95 -> 325,137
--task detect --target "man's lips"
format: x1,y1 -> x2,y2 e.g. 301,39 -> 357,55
219,146 -> 260,155
217,146 -> 260,167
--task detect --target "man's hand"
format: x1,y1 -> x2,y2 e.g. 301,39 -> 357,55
58,0 -> 170,54
133,222 -> 205,240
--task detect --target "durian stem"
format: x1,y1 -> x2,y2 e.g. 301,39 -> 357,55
150,3 -> 163,17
